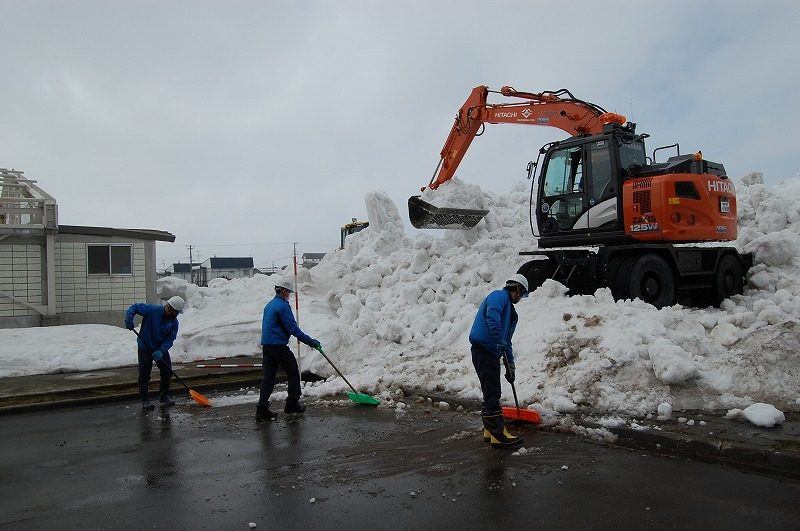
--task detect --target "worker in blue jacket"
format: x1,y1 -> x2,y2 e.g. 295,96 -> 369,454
469,274 -> 529,448
125,296 -> 185,410
256,276 -> 321,421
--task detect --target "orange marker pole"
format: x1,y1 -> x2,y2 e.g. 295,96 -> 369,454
293,243 -> 300,367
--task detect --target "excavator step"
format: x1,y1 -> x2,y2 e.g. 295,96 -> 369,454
408,196 -> 488,230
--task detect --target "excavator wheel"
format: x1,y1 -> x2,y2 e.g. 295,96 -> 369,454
517,258 -> 556,294
611,253 -> 675,309
706,253 -> 745,307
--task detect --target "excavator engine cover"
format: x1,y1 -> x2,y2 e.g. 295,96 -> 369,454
408,196 -> 489,230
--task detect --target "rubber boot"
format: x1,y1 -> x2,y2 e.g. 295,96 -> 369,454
159,393 -> 175,406
255,406 -> 278,421
482,411 -> 523,449
284,401 -> 306,414
142,400 -> 155,411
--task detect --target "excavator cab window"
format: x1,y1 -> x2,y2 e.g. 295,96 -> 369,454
540,145 -> 586,232
542,146 -> 584,196
588,141 -> 613,204
618,140 -> 647,177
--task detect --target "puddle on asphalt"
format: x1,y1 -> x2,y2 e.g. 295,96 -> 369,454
64,372 -> 118,380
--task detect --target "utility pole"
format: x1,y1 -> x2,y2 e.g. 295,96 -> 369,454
188,245 -> 194,284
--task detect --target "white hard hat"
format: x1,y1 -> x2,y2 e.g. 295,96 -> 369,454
274,276 -> 294,292
506,273 -> 529,293
166,295 -> 186,313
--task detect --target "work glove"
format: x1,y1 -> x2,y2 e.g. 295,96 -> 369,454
310,339 -> 321,350
497,344 -> 507,359
504,361 -> 516,384
125,319 -> 134,330
152,350 -> 164,362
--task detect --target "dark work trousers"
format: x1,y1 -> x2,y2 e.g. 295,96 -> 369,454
138,348 -> 172,401
471,344 -> 501,413
257,345 -> 302,409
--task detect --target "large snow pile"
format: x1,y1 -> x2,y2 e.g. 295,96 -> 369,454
2,173 -> 799,419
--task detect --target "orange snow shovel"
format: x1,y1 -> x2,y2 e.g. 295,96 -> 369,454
501,350 -> 540,424
132,330 -> 212,407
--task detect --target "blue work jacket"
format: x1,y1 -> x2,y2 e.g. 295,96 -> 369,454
261,295 -> 314,347
125,303 -> 179,353
468,289 -> 518,363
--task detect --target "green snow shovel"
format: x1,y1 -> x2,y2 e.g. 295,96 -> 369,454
315,346 -> 380,406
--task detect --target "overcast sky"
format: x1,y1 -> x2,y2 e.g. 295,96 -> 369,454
2,1 -> 797,270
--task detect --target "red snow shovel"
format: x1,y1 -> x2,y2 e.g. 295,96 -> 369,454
132,329 -> 212,407
501,350 -> 540,425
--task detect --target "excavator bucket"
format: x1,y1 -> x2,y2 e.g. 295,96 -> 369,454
408,196 -> 489,230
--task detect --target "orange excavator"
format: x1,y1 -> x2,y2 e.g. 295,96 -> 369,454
409,85 -> 751,307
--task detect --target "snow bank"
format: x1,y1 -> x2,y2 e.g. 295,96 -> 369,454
3,172 -> 800,419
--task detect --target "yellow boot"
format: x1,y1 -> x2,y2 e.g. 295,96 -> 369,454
482,411 -> 523,449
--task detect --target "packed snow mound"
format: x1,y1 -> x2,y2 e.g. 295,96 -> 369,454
5,173 -> 800,419
0,325 -> 131,376
726,403 -> 786,428
263,174 -> 799,415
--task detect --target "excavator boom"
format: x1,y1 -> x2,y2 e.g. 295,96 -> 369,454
410,85 -> 625,229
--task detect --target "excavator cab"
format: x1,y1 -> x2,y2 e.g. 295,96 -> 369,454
340,219 -> 369,249
535,125 -> 647,247
537,136 -> 621,233
408,196 -> 489,229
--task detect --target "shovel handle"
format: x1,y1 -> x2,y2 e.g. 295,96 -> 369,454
501,349 -> 522,418
315,346 -> 359,395
131,329 -> 191,392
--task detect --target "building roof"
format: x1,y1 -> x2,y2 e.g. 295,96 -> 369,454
58,225 -> 176,242
202,257 -> 254,269
170,262 -> 200,273
302,252 -> 326,260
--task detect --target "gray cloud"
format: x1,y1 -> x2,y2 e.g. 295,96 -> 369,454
1,1 -> 797,268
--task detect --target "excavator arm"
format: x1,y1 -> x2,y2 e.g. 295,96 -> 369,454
427,85 -> 625,191
410,85 -> 625,229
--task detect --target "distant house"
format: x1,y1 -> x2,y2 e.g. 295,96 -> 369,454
255,265 -> 281,276
196,257 -> 254,286
163,262 -> 201,283
0,168 -> 175,328
301,252 -> 326,269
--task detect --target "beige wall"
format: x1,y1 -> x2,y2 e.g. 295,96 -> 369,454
0,244 -> 43,318
55,241 -> 147,313
0,237 -> 158,328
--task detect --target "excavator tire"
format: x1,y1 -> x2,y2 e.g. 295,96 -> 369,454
517,258 -> 556,294
609,255 -> 635,301
706,253 -> 745,307
612,253 -> 675,309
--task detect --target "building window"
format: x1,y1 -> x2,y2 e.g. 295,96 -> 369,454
88,244 -> 133,275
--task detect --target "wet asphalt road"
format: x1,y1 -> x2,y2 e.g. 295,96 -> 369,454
2,395 -> 800,530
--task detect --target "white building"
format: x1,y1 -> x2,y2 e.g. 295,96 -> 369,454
195,257 -> 255,286
163,262 -> 200,283
0,168 -> 174,328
